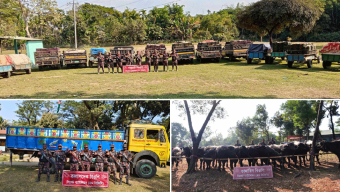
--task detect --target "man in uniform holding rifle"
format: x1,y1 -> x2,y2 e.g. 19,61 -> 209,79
94,144 -> 105,172
80,143 -> 93,171
36,143 -> 52,182
118,143 -> 133,186
66,145 -> 81,171
105,144 -> 120,185
53,144 -> 66,182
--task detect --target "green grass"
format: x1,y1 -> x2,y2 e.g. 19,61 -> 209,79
1,43 -> 340,99
0,165 -> 170,192
0,155 -> 19,162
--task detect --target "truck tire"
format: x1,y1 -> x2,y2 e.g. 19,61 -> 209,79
191,58 -> 194,64
247,58 -> 252,64
89,61 -> 93,68
4,71 -> 10,78
281,57 -> 285,61
26,68 -> 31,74
307,60 -> 313,68
317,56 -> 321,64
135,159 -> 157,179
288,61 -> 293,68
323,61 -> 331,69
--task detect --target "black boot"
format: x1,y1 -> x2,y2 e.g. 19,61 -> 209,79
114,178 -> 117,185
36,176 -> 40,182
54,177 -> 58,182
119,178 -> 122,185
126,178 -> 132,186
47,175 -> 50,182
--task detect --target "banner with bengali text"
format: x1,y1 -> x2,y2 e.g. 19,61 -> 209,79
62,171 -> 109,188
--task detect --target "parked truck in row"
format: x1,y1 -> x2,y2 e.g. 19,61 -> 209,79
145,44 -> 166,64
222,40 -> 252,60
34,48 -> 62,70
108,47 -> 135,65
196,40 -> 222,62
62,49 -> 88,68
6,120 -> 169,179
171,41 -> 195,63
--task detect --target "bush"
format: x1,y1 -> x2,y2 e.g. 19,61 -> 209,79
306,32 -> 340,42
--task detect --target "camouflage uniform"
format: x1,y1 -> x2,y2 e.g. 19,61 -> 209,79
38,149 -> 51,177
116,55 -> 123,72
94,150 -> 105,172
125,54 -> 132,65
66,150 -> 81,171
152,54 -> 159,72
106,150 -> 118,179
80,150 -> 93,171
54,150 -> 66,180
106,55 -> 115,73
163,53 -> 169,72
143,53 -> 151,72
135,54 -> 142,66
97,54 -> 105,74
170,52 -> 179,71
119,150 -> 132,179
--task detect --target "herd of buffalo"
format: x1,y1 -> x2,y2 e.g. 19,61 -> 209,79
172,141 -> 340,171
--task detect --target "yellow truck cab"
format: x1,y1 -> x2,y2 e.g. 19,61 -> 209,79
125,121 -> 170,178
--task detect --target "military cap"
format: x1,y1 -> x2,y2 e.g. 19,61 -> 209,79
58,144 -> 62,147
110,144 -> 115,148
73,145 -> 77,148
98,144 -> 102,147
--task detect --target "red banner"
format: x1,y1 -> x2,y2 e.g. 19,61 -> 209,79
123,65 -> 149,73
62,171 -> 109,188
233,166 -> 273,180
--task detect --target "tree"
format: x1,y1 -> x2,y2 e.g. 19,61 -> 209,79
36,112 -> 62,128
237,0 -> 324,44
253,104 -> 270,141
310,100 -> 324,171
0,116 -> 10,130
236,118 -> 255,145
175,100 -> 225,173
15,101 -> 44,126
324,100 -> 339,140
171,122 -> 189,148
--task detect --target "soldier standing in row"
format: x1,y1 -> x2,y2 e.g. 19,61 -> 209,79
94,144 -> 105,172
36,143 -> 51,182
134,51 -> 142,66
163,52 -> 169,72
66,145 -> 81,171
106,144 -> 118,185
268,138 -> 276,145
53,144 -> 66,182
125,52 -> 132,65
80,144 -> 93,171
152,50 -> 159,72
119,143 -> 133,186
96,51 -> 105,74
116,52 -> 123,73
143,51 -> 151,72
235,140 -> 241,146
106,52 -> 115,74
170,50 -> 178,71
259,139 -> 266,146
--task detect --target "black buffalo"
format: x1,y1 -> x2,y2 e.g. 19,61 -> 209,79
320,141 -> 340,168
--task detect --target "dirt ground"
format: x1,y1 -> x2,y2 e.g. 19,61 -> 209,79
172,154 -> 340,192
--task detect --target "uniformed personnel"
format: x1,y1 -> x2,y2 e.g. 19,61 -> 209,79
94,144 -> 105,172
143,51 -> 152,71
106,144 -> 118,185
170,50 -> 179,71
115,52 -> 123,73
36,143 -> 52,182
134,51 -> 142,66
66,145 -> 81,171
118,143 -> 133,186
53,144 -> 66,182
96,51 -> 105,74
152,50 -> 159,72
125,52 -> 132,65
106,52 -> 115,74
163,52 -> 169,72
80,144 -> 93,171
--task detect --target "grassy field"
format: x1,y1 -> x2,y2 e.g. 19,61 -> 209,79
1,42 -> 340,99
172,154 -> 340,192
0,164 -> 169,192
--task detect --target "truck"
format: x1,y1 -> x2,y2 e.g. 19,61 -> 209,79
221,40 -> 252,60
286,43 -> 320,68
196,40 -> 222,63
8,54 -> 32,75
89,48 -> 107,67
247,43 -> 273,64
5,120 -> 169,179
109,47 -> 134,65
319,42 -> 340,69
145,44 -> 167,64
0,55 -> 12,78
62,49 -> 88,68
34,48 -> 62,70
171,42 -> 195,63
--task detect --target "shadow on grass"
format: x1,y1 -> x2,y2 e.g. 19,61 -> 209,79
0,90 -> 279,99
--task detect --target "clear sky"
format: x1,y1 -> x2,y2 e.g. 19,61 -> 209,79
171,100 -> 338,139
55,0 -> 259,15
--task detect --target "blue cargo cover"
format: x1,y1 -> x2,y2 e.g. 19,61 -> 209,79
90,48 -> 107,55
6,126 -> 125,152
248,43 -> 271,53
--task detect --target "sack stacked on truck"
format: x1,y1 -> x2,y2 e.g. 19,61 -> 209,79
272,41 -> 289,52
225,40 -> 252,50
0,55 -> 12,66
320,42 -> 340,54
8,54 -> 32,65
34,48 -> 60,64
287,43 -> 317,54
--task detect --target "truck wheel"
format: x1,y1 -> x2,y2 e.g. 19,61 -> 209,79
247,58 -> 252,64
281,57 -> 285,61
323,61 -> 331,69
26,68 -> 31,74
307,60 -> 313,68
270,57 -> 274,64
191,58 -> 194,64
288,61 -> 293,68
135,159 -> 157,179
39,66 -> 43,71
4,71 -> 11,78
89,61 -> 93,68
265,57 -> 269,64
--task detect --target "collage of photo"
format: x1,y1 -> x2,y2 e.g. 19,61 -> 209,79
2,0 -> 340,192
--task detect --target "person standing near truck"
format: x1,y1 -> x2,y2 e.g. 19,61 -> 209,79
80,144 -> 93,171
143,51 -> 151,72
106,144 -> 118,185
163,52 -> 169,72
170,50 -> 179,71
36,143 -> 52,182
115,52 -> 123,73
66,145 -> 81,171
106,52 -> 115,74
152,49 -> 159,72
94,144 -> 105,172
134,51 -> 142,66
119,143 -> 133,186
96,51 -> 105,74
125,52 -> 132,65
53,144 -> 66,182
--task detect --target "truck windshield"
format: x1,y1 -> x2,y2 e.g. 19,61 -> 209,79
147,130 -> 159,140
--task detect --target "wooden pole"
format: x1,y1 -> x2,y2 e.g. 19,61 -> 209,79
10,150 -> 12,166
0,39 -> 2,54
310,100 -> 324,171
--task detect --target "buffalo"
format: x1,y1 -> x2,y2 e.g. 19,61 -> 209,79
320,141 -> 340,168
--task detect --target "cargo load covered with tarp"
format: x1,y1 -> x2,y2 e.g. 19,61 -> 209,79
90,48 -> 107,55
0,55 -> 12,66
247,43 -> 271,53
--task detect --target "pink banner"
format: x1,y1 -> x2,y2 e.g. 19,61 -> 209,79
123,65 -> 149,73
62,171 -> 109,188
233,166 -> 273,180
